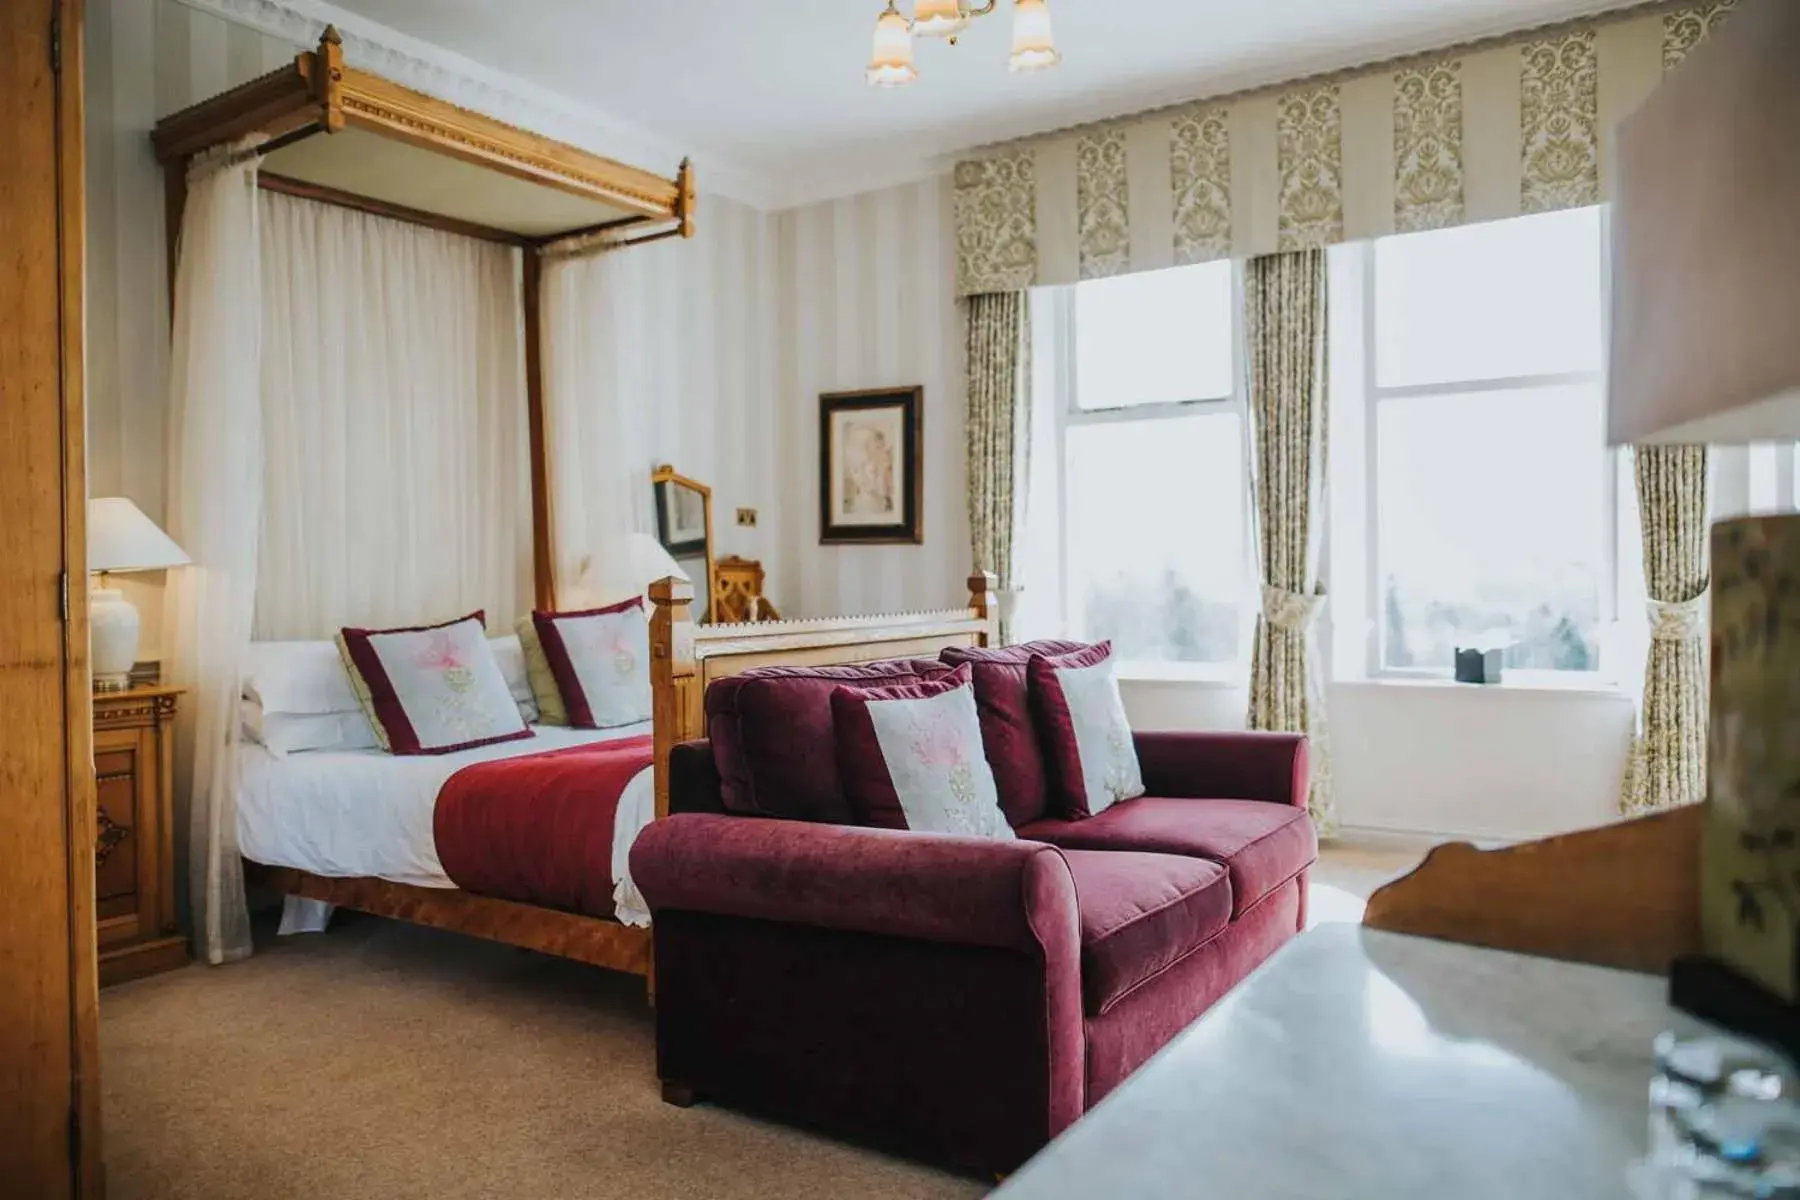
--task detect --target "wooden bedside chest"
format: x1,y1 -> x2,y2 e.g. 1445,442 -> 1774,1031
93,685 -> 187,985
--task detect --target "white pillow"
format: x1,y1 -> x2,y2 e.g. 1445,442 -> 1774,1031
244,640 -> 362,714
240,698 -> 379,758
247,635 -> 540,726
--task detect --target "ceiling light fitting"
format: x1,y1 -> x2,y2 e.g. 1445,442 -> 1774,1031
866,0 -> 1062,87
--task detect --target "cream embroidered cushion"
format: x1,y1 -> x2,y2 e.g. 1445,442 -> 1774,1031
1028,641 -> 1145,818
530,597 -> 653,729
830,665 -> 1013,839
336,612 -> 532,756
489,633 -> 540,725
515,618 -> 568,726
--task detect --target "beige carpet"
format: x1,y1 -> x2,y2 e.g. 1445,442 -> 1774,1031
101,914 -> 987,1200
101,847 -> 1417,1199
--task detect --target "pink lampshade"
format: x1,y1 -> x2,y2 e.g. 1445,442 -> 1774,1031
1607,0 -> 1800,446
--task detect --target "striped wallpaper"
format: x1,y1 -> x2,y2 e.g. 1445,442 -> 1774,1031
774,175 -> 968,619
84,0 -> 968,639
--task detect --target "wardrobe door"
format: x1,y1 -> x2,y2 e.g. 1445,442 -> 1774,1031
0,0 -> 102,1194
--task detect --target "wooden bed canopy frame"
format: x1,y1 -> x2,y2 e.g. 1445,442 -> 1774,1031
152,26 -> 1003,992
151,25 -> 696,617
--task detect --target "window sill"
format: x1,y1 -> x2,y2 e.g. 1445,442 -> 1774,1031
1331,675 -> 1630,700
1114,662 -> 1243,686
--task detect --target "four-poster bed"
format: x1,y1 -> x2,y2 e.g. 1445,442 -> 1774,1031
151,28 -> 997,987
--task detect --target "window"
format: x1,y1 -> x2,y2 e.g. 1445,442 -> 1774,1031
1362,206 -> 1614,677
1036,260 -> 1249,671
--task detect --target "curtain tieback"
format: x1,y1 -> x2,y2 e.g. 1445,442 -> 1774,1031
1260,585 -> 1325,632
1647,592 -> 1706,643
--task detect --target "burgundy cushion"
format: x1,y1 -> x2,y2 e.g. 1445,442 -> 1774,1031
706,660 -> 950,822
939,641 -> 1088,827
1021,797 -> 1317,917
1061,849 -> 1232,1017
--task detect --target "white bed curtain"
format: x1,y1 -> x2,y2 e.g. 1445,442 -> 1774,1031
162,140 -> 265,965
541,248 -> 652,605
255,192 -> 532,638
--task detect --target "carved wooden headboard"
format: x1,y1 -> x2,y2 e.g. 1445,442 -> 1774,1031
646,573 -> 998,818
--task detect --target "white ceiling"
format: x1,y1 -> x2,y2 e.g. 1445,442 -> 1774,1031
324,0 -> 1638,208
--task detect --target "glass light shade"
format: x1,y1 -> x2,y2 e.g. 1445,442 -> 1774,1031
1008,0 -> 1060,72
867,3 -> 919,87
912,0 -> 969,37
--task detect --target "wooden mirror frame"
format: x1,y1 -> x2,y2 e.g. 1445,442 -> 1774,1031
651,465 -> 715,621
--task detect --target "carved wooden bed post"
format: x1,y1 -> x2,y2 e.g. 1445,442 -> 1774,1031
648,576 -> 698,822
968,571 -> 999,648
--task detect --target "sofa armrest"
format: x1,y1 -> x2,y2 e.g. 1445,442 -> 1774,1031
630,814 -> 1080,958
1133,730 -> 1309,808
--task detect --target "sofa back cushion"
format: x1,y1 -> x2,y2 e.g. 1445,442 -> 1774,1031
831,664 -> 1013,839
1029,642 -> 1146,819
707,660 -> 951,822
940,640 -> 1089,827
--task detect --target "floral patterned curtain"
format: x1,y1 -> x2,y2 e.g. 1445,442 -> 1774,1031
1245,250 -> 1333,833
952,0 -> 1738,297
1621,445 -> 1710,814
965,292 -> 1031,643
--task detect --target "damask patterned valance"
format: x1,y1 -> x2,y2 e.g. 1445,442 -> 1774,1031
953,0 -> 1735,297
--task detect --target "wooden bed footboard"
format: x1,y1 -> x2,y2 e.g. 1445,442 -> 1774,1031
646,572 -> 999,820
246,863 -> 653,975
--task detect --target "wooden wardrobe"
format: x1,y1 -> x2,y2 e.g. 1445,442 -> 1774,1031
0,0 -> 104,1194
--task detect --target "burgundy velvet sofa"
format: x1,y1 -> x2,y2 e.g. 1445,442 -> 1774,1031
629,657 -> 1315,1177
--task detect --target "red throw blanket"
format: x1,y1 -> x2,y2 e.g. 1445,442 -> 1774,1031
433,735 -> 654,918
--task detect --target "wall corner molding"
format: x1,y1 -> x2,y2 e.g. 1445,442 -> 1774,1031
170,0 -> 779,210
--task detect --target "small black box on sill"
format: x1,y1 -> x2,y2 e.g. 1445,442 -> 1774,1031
1454,647 -> 1504,685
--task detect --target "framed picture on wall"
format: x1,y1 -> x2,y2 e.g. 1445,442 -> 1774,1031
819,387 -> 922,545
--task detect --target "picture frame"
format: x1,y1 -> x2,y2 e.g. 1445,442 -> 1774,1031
818,387 -> 923,545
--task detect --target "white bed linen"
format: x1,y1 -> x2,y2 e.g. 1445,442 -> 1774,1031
237,721 -> 657,927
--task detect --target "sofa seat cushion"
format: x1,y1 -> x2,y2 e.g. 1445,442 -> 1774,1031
1023,798 -> 1316,917
1061,849 -> 1232,1017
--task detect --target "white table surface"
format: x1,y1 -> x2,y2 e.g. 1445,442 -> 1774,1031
995,923 -> 1708,1200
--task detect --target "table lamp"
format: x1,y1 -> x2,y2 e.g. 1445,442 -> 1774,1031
1608,0 -> 1799,1038
564,533 -> 692,608
87,497 -> 190,691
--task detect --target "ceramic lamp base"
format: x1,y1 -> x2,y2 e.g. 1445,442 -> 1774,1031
91,585 -> 140,692
1703,514 -> 1800,1008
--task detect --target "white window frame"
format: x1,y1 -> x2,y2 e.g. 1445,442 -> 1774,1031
1040,261 -> 1256,679
1358,208 -> 1624,685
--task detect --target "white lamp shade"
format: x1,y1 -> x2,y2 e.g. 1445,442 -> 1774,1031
626,532 -> 692,591
867,2 -> 919,86
912,0 -> 969,37
1607,0 -> 1800,446
88,497 -> 190,574
1009,0 -> 1060,72
566,532 -> 693,607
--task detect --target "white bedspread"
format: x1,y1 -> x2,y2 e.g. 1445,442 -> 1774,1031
237,722 -> 657,927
